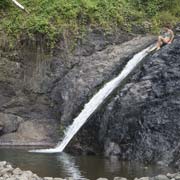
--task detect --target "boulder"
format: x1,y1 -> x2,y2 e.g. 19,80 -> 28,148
0,113 -> 23,134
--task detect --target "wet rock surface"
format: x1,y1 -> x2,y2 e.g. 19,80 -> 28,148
78,36 -> 180,164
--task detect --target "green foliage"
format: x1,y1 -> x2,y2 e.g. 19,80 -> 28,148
0,0 -> 179,43
129,0 -> 180,18
0,0 -> 10,9
156,11 -> 178,26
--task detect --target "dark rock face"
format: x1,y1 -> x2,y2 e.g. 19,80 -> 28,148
0,34 -> 60,145
79,37 -> 180,164
52,35 -> 155,126
0,29 -> 154,145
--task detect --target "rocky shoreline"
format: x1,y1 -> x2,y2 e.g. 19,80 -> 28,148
1,161 -> 180,180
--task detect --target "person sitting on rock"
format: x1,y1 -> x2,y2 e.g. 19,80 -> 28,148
155,25 -> 174,50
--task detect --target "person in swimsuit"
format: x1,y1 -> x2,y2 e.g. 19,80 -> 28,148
155,25 -> 174,50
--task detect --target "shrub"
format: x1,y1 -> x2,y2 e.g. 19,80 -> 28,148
0,0 -> 180,42
0,0 -> 10,9
156,11 -> 178,26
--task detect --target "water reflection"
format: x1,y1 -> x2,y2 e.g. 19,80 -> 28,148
0,148 -> 175,179
56,153 -> 84,180
104,156 -> 122,173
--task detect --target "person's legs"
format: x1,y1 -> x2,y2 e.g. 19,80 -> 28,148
148,36 -> 169,53
156,36 -> 169,50
156,36 -> 164,50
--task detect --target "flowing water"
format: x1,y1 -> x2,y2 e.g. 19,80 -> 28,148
31,45 -> 154,153
0,148 -> 174,180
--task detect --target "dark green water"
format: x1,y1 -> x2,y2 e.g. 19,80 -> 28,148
0,147 -> 174,179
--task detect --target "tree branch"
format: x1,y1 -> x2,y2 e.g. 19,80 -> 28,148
11,0 -> 29,13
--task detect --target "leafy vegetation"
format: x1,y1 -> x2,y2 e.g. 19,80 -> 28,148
0,1 -> 10,8
0,0 -> 180,42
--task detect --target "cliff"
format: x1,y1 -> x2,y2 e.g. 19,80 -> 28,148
1,29 -> 180,167
0,30 -> 154,146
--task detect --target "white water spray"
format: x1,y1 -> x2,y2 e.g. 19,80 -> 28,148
30,45 -> 154,153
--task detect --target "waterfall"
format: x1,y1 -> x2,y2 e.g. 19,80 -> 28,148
30,45 -> 154,153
